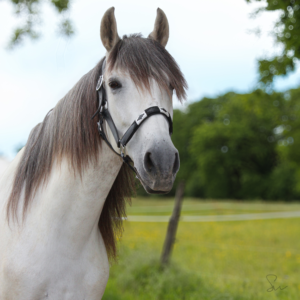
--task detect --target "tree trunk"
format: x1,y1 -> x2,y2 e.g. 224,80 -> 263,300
160,181 -> 185,267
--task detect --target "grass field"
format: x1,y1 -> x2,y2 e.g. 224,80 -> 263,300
103,198 -> 300,300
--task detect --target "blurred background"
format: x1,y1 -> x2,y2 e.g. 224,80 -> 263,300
1,0 -> 300,299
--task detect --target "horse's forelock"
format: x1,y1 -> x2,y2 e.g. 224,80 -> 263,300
107,34 -> 187,102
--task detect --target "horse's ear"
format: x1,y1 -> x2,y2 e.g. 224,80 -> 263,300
100,7 -> 120,52
148,8 -> 169,48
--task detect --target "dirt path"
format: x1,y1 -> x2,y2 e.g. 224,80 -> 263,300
126,210 -> 300,222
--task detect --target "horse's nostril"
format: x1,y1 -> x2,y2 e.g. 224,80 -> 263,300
173,152 -> 180,175
144,152 -> 154,173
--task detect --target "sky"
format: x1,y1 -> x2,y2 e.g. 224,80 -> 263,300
1,0 -> 300,159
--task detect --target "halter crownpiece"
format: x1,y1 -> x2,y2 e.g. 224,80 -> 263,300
92,58 -> 173,175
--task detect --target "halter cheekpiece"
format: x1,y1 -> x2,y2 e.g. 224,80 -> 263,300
92,59 -> 173,176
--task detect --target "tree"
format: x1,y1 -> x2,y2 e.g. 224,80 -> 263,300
4,0 -> 74,48
171,97 -> 223,197
190,91 -> 285,199
246,0 -> 300,86
274,88 -> 300,197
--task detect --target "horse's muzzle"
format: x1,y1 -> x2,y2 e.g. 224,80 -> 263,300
139,144 -> 180,193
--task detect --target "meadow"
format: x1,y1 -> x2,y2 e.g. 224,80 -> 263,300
103,198 -> 300,300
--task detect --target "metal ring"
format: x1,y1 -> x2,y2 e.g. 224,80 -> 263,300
120,144 -> 126,157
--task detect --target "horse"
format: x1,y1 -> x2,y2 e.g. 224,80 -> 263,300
0,7 -> 187,299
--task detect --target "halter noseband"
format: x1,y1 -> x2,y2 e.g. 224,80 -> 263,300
92,59 -> 173,176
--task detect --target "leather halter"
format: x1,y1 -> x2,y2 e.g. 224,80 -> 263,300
92,59 -> 173,176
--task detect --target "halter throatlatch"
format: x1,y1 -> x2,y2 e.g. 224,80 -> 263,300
92,59 -> 173,176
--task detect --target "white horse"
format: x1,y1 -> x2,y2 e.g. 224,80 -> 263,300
0,7 -> 187,300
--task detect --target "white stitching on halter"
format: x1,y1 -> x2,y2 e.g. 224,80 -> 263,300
135,112 -> 148,125
159,107 -> 170,118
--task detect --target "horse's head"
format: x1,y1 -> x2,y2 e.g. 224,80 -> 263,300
99,7 -> 187,194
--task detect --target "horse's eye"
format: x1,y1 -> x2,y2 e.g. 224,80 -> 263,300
169,84 -> 174,91
109,81 -> 122,90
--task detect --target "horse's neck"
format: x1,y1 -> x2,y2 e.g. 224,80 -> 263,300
25,143 -> 123,246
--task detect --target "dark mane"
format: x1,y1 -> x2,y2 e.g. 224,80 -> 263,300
6,34 -> 187,260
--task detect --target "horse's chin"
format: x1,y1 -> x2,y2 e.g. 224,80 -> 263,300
136,172 -> 173,194
144,185 -> 170,195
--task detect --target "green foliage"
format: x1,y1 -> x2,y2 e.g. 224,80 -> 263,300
51,0 -> 69,12
191,91 -> 281,199
246,0 -> 300,86
5,0 -> 74,48
170,97 -> 225,197
103,249 -> 213,300
58,18 -> 74,37
267,160 -> 297,200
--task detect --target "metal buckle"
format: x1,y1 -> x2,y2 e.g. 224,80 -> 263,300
96,75 -> 104,91
120,144 -> 126,157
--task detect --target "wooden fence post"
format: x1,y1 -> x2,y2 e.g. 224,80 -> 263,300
160,181 -> 185,267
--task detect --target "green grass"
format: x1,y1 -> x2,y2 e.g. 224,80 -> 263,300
103,198 -> 300,300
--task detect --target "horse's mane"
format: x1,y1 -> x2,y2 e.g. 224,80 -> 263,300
6,34 -> 187,260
